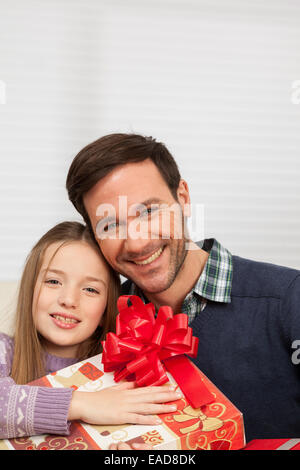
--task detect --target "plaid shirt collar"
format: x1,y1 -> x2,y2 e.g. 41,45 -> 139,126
128,238 -> 233,305
192,238 -> 232,303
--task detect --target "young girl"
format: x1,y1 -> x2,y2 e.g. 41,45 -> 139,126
0,221 -> 180,445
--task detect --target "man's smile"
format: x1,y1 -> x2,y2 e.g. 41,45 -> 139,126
132,246 -> 164,266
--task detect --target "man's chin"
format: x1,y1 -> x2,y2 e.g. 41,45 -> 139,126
132,275 -> 175,296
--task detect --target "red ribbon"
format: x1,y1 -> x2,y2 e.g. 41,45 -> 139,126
101,295 -> 214,408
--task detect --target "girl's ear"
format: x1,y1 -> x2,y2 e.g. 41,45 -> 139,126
176,179 -> 191,217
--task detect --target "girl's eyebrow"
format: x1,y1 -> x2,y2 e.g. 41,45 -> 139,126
42,268 -> 106,285
84,275 -> 106,285
41,268 -> 64,276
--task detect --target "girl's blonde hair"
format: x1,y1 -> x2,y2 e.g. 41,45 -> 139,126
11,221 -> 120,384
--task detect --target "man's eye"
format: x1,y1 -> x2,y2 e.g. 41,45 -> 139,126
140,207 -> 157,218
104,222 -> 117,232
98,222 -> 118,234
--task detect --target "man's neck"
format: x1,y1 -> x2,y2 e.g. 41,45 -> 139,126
144,242 -> 209,313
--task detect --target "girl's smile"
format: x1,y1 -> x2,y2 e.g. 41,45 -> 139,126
50,312 -> 81,329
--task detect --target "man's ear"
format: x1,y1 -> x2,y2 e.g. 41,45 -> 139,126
176,179 -> 191,217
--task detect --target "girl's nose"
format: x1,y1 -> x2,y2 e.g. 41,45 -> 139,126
57,288 -> 78,309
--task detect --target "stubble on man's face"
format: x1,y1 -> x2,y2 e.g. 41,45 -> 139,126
119,235 -> 188,295
157,236 -> 187,294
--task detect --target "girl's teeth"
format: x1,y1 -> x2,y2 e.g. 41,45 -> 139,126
134,247 -> 163,265
53,315 -> 78,324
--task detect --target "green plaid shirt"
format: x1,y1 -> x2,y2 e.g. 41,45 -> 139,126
181,239 -> 232,324
128,238 -> 233,325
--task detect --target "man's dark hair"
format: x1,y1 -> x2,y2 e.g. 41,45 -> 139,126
66,133 -> 181,228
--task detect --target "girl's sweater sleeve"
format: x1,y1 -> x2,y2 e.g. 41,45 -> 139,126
0,333 -> 73,439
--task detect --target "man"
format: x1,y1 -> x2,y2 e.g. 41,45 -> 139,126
66,133 -> 300,443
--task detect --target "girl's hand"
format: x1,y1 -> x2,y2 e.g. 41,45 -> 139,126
68,381 -> 181,426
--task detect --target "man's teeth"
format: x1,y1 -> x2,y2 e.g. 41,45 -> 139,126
52,315 -> 78,324
134,247 -> 163,265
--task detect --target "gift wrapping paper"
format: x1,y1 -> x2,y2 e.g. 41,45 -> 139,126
0,353 -> 245,451
244,439 -> 300,450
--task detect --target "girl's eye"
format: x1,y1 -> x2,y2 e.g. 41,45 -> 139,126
84,287 -> 99,294
45,279 -> 60,285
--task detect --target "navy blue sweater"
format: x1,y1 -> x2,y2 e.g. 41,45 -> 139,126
122,255 -> 300,442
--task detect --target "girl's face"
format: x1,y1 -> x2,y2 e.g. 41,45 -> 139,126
33,240 -> 110,358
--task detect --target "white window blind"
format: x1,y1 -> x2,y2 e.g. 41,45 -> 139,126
0,0 -> 299,281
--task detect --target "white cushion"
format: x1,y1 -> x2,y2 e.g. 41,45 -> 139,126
0,281 -> 19,335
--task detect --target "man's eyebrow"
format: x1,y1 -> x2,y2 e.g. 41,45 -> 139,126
96,215 -> 117,224
129,198 -> 165,212
140,198 -> 164,206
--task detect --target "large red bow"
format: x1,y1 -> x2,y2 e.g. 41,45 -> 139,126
101,295 -> 214,408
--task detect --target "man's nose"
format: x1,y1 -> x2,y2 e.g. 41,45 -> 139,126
124,230 -> 161,261
124,236 -> 151,255
124,220 -> 150,246
125,216 -> 153,243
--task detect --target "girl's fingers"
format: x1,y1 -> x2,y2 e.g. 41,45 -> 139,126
109,442 -> 132,450
129,402 -> 178,415
123,403 -> 178,425
130,390 -> 182,404
125,413 -> 163,426
131,443 -> 153,450
131,384 -> 177,394
116,442 -> 133,450
109,442 -> 153,450
112,381 -> 137,391
110,383 -> 180,397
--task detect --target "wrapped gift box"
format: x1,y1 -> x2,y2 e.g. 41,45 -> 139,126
244,439 -> 300,450
1,354 -> 245,450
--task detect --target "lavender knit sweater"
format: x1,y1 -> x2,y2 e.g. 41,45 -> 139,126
0,333 -> 78,439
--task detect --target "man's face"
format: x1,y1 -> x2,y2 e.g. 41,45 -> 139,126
83,159 -> 190,294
